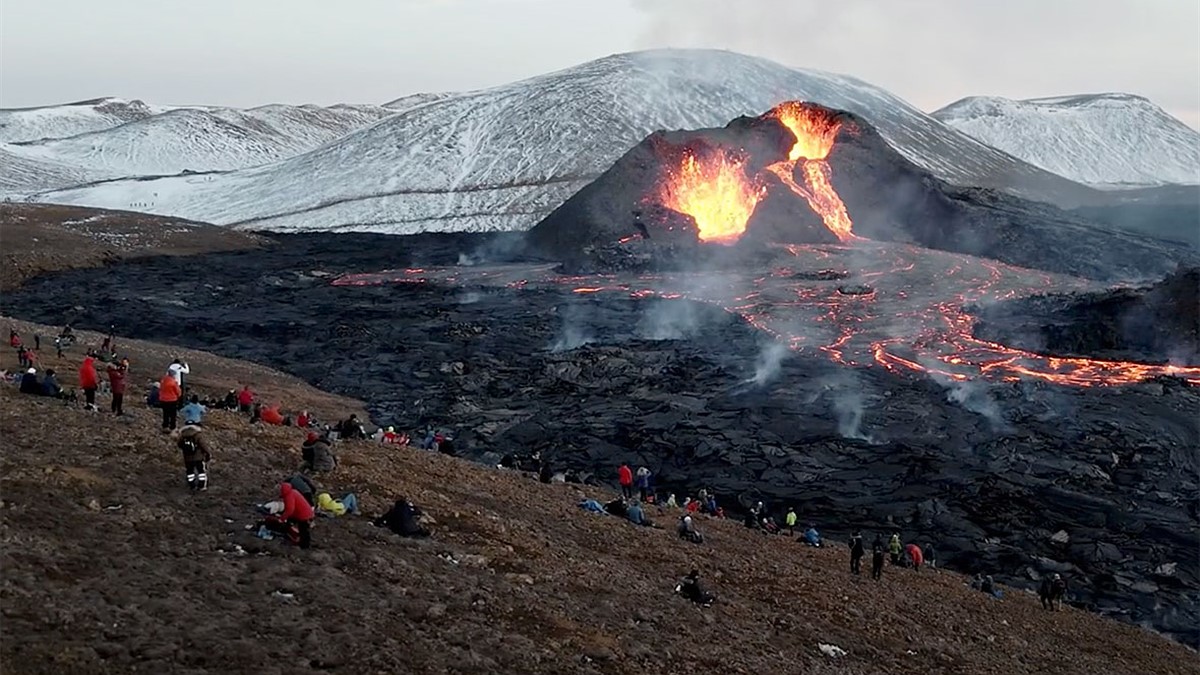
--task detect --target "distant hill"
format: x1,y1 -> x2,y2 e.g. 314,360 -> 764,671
934,94 -> 1200,187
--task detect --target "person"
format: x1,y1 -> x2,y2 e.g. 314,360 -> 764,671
175,424 -> 212,491
618,463 -> 633,499
259,404 -> 285,426
373,497 -> 429,537
18,346 -> 36,370
296,410 -> 309,429
261,483 -> 315,548
18,367 -> 40,395
635,466 -> 652,501
704,493 -> 720,517
301,432 -> 338,473
168,359 -> 190,389
925,542 -> 937,569
871,541 -> 885,580
106,359 -> 128,415
665,493 -> 678,508
785,507 -> 798,535
180,395 -> 207,426
603,498 -> 629,519
8,329 -> 20,351
980,575 -> 997,596
316,492 -> 359,517
338,414 -> 366,440
42,369 -> 63,398
1047,574 -> 1068,611
803,524 -> 822,547
382,426 -> 402,444
677,514 -> 703,544
78,352 -> 99,411
237,385 -> 255,414
1039,576 -> 1053,610
889,532 -> 902,566
626,500 -> 651,527
905,543 -> 924,571
849,530 -> 865,574
158,371 -> 182,431
286,473 -> 317,506
675,570 -> 714,606
220,389 -> 238,410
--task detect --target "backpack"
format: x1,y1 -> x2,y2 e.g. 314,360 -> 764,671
179,437 -> 199,457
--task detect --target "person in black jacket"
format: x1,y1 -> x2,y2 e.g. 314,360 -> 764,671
374,497 -> 430,537
676,570 -> 714,606
286,473 -> 317,506
849,530 -> 865,575
18,368 -> 40,395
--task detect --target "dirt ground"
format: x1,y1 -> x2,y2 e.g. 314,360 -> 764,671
1,210 -> 1198,674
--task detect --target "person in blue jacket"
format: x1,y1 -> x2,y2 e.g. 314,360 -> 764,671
803,523 -> 822,547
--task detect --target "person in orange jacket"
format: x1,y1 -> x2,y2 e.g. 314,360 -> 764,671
158,371 -> 182,431
618,463 -> 634,499
78,351 -> 99,411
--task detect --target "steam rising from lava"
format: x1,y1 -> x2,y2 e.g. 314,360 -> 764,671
655,101 -> 856,244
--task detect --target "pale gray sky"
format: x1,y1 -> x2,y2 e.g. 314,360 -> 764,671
2,0 -> 1197,126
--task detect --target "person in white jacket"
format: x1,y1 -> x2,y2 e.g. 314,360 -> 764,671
168,358 -> 190,388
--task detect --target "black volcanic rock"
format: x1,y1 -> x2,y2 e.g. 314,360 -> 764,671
527,102 -> 1195,280
973,268 -> 1200,365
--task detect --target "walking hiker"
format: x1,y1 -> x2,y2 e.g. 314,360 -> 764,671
158,370 -> 182,431
106,358 -> 128,415
174,424 -> 212,491
849,530 -> 865,575
618,463 -> 633,499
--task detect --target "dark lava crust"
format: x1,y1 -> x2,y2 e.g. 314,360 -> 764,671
974,268 -> 1200,365
2,232 -> 1198,646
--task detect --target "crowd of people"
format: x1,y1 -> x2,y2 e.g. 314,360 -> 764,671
8,324 -> 1071,613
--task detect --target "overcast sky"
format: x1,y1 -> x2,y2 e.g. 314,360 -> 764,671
2,0 -> 1197,127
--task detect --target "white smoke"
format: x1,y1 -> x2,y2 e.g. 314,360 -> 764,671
638,299 -> 702,340
748,341 -> 790,387
550,302 -> 596,352
942,378 -> 1009,432
458,291 -> 482,305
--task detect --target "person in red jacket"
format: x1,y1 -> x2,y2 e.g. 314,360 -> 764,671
78,352 -> 99,411
158,372 -> 182,431
237,385 -> 255,414
262,482 -> 315,549
296,410 -> 309,429
905,543 -> 924,571
618,463 -> 634,499
107,359 -> 129,415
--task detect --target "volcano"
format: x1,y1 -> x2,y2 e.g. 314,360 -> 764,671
526,102 -> 1194,281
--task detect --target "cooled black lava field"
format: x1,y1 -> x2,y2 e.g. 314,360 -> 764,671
3,230 -> 1198,645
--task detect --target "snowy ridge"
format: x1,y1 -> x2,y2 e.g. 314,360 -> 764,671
933,93 -> 1200,187
24,50 -> 1096,234
0,97 -> 173,144
11,104 -> 395,180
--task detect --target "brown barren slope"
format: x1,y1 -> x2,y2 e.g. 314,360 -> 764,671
1,211 -> 1198,675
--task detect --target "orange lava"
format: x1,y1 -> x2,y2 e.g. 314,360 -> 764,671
658,148 -> 765,244
766,102 -> 856,242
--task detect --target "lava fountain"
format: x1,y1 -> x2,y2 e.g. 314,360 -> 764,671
657,147 -> 765,244
766,102 -> 856,242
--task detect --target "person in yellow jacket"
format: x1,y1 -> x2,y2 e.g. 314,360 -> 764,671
316,492 -> 359,516
785,507 -> 798,535
889,532 -> 903,566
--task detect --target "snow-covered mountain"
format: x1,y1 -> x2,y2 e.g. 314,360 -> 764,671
0,98 -> 167,144
9,104 -> 395,181
26,50 -> 1096,233
933,93 -> 1200,187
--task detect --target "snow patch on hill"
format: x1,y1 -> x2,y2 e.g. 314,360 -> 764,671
26,50 -> 1095,234
933,93 -> 1200,187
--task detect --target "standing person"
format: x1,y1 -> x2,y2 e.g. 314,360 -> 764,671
849,530 -> 865,575
889,532 -> 902,566
925,542 -> 937,569
78,351 -> 99,411
635,466 -> 652,502
237,385 -> 255,414
618,463 -> 634,500
871,541 -> 885,580
785,507 -> 798,535
905,543 -> 924,571
158,370 -> 182,431
174,424 -> 212,491
33,333 -> 40,351
168,358 -> 190,389
107,358 -> 129,415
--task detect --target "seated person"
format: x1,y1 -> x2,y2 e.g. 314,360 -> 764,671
373,497 -> 430,537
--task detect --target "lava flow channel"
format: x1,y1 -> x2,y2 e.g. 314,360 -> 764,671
657,148 -> 765,244
766,102 -> 856,242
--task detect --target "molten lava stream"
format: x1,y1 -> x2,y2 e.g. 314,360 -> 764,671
766,103 -> 857,242
658,150 -> 764,244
